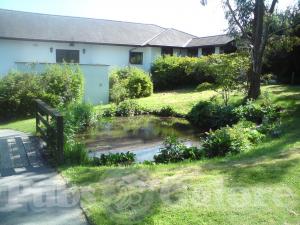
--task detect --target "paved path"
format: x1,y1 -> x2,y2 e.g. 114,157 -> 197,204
0,129 -> 88,225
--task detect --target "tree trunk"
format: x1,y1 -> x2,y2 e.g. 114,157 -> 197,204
248,64 -> 261,99
247,0 -> 265,99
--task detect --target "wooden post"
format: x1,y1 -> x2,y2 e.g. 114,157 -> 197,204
36,101 -> 39,134
35,99 -> 64,164
56,115 -> 64,164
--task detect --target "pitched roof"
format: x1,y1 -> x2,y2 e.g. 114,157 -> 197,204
146,28 -> 196,47
0,9 -> 232,48
187,34 -> 234,47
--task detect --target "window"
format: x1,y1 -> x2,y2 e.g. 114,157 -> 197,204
221,42 -> 237,54
219,47 -> 225,54
202,47 -> 215,56
161,47 -> 173,56
187,48 -> 198,57
56,49 -> 80,63
129,52 -> 143,65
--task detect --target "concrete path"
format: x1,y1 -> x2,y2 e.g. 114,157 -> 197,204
0,129 -> 88,225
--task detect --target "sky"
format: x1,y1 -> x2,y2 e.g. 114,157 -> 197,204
0,0 -> 297,37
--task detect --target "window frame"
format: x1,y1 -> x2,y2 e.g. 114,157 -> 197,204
56,49 -> 80,63
129,51 -> 143,65
202,46 -> 215,56
187,48 -> 199,57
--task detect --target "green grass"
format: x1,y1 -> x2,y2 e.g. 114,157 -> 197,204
136,88 -> 217,115
0,118 -> 35,134
61,85 -> 300,225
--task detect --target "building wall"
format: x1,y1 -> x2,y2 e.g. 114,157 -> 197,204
0,39 -> 162,76
0,39 -> 164,104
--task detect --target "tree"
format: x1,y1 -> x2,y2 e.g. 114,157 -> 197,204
264,6 -> 300,84
201,0 -> 280,99
205,53 -> 250,106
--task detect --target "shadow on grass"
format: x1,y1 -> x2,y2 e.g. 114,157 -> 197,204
223,156 -> 299,187
0,116 -> 33,125
200,93 -> 300,188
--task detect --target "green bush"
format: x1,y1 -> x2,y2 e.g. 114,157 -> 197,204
102,104 -> 117,117
62,102 -> 97,165
109,67 -> 153,103
202,121 -> 263,158
155,105 -> 177,117
234,98 -> 281,124
109,79 -> 128,104
154,136 -> 204,163
151,54 -> 249,94
116,99 -> 144,116
182,146 -> 204,161
64,102 -> 97,132
196,82 -> 215,92
0,64 -> 84,119
204,53 -> 250,106
233,100 -> 265,124
64,142 -> 89,165
0,72 -> 43,119
92,152 -> 135,166
41,64 -> 84,105
187,101 -> 237,130
41,64 -> 83,105
127,68 -> 153,98
258,120 -> 282,137
151,56 -> 210,91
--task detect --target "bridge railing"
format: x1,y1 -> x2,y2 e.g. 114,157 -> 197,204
35,99 -> 64,164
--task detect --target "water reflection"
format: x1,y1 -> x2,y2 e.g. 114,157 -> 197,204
79,115 -> 201,162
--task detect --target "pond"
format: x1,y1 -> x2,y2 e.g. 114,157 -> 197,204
79,115 -> 202,162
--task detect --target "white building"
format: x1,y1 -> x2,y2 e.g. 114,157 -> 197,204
0,9 -> 235,104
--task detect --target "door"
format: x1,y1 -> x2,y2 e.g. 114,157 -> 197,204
80,65 -> 109,105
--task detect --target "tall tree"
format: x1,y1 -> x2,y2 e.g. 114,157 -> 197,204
202,0 -> 279,99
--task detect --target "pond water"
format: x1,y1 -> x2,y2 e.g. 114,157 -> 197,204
79,115 -> 202,162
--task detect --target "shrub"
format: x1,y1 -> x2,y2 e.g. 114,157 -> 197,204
63,102 -> 97,132
92,152 -> 135,166
41,64 -> 84,105
109,79 -> 128,104
127,68 -> 153,98
204,53 -> 250,105
0,71 -> 43,118
182,146 -> 204,161
187,101 -> 237,130
151,56 -> 209,91
109,67 -> 153,103
155,106 -> 177,117
154,136 -> 203,163
202,121 -> 261,158
102,104 -> 117,117
154,136 -> 186,163
62,102 -> 97,165
64,142 -> 89,165
151,54 -> 249,93
233,100 -> 265,124
0,64 -> 84,119
261,73 -> 277,85
116,99 -> 144,116
233,98 -> 281,124
258,120 -> 282,137
196,82 -> 215,92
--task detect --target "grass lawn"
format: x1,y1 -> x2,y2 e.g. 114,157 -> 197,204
60,85 -> 300,225
0,118 -> 35,134
136,88 -> 217,115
